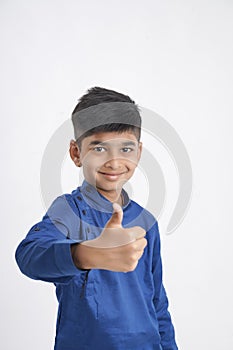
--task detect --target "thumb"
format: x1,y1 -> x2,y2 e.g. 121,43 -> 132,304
106,203 -> 123,228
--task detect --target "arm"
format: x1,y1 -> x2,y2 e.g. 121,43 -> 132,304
15,196 -> 147,282
15,195 -> 85,283
15,220 -> 82,283
152,222 -> 178,350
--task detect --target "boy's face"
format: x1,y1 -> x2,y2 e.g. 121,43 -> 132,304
70,131 -> 142,203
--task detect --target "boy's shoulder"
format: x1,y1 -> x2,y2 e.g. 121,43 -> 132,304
125,198 -> 158,233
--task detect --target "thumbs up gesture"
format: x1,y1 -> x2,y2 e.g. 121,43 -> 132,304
81,203 -> 145,248
72,203 -> 147,272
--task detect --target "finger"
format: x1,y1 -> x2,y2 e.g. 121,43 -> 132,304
136,237 -> 148,250
106,203 -> 123,228
131,237 -> 147,251
126,226 -> 146,240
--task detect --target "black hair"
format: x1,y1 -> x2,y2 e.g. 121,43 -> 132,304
71,87 -> 141,148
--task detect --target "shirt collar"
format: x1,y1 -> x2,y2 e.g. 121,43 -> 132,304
79,180 -> 130,213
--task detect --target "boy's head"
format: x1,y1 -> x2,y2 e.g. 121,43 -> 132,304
71,87 -> 141,149
70,87 -> 142,203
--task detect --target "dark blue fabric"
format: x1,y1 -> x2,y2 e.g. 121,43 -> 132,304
15,181 -> 178,350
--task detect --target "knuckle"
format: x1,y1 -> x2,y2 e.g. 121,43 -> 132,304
138,238 -> 147,250
120,259 -> 137,273
124,265 -> 134,272
129,254 -> 137,263
127,243 -> 136,253
128,261 -> 138,272
142,238 -> 147,248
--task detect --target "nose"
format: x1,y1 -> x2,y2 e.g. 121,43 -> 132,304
104,157 -> 123,170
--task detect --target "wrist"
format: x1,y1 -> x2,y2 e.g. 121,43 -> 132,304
71,243 -> 98,270
71,244 -> 88,270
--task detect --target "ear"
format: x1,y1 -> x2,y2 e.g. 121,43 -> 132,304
137,142 -> 143,162
69,140 -> 82,167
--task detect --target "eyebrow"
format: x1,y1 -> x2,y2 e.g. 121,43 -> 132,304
88,140 -> 138,147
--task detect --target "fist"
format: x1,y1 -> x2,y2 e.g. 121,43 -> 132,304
81,203 -> 146,248
76,203 -> 147,272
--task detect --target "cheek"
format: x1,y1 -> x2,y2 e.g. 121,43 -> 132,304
126,155 -> 140,169
128,165 -> 137,175
81,154 -> 103,170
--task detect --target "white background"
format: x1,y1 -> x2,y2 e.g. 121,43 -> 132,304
1,1 -> 233,349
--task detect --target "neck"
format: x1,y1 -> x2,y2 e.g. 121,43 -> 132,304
96,187 -> 123,206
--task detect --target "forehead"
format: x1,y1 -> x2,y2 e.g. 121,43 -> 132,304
83,131 -> 139,145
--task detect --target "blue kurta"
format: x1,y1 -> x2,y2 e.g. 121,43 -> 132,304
15,181 -> 178,350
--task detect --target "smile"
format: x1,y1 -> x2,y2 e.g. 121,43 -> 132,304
98,172 -> 126,180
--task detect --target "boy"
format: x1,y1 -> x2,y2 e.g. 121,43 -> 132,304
15,87 -> 178,350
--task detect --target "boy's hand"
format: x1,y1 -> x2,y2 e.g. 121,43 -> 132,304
81,203 -> 145,248
71,203 -> 147,272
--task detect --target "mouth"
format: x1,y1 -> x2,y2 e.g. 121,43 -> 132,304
98,171 -> 126,181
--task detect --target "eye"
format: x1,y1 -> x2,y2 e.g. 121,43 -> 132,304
93,146 -> 106,152
121,147 -> 133,153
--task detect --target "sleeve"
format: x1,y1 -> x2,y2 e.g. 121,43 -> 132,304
15,195 -> 87,284
152,221 -> 178,350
